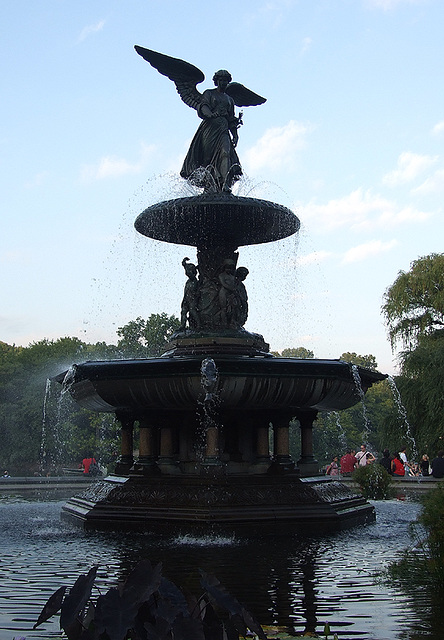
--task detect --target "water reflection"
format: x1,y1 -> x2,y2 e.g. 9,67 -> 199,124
0,498 -> 432,640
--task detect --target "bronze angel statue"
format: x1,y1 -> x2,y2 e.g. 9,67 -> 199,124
135,46 -> 266,192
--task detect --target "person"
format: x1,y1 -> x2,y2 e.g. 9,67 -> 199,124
379,449 -> 392,474
391,452 -> 405,476
340,449 -> 357,476
2,470 -> 10,478
326,456 -> 339,476
355,444 -> 375,467
399,447 -> 411,475
431,450 -> 444,478
82,457 -> 97,475
181,69 -> 242,191
420,453 -> 431,476
410,462 -> 420,477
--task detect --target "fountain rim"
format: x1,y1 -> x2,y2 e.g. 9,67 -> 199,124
55,356 -> 387,386
134,192 -> 300,247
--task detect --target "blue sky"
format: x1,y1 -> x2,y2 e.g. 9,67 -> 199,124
1,0 -> 443,374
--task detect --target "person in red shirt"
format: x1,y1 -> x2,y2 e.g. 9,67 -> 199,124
340,449 -> 357,476
391,452 -> 405,476
82,457 -> 97,475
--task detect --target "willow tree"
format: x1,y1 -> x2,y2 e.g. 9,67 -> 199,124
382,253 -> 444,350
382,253 -> 444,456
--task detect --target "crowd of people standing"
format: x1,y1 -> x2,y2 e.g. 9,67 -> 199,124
325,445 -> 444,479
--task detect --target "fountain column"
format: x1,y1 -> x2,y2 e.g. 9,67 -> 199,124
296,410 -> 319,477
253,421 -> 271,472
273,417 -> 295,472
157,424 -> 179,474
134,417 -> 159,475
204,424 -> 221,466
114,412 -> 134,475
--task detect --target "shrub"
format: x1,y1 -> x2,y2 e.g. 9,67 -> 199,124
352,464 -> 392,499
417,483 -> 444,578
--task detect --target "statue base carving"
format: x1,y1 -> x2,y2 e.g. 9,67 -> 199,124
164,329 -> 269,357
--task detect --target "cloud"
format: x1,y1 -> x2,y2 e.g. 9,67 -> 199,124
382,151 -> 438,186
412,169 -> 444,195
78,20 -> 105,43
303,188 -> 432,232
432,120 -> 444,136
342,239 -> 398,264
80,143 -> 155,182
243,120 -> 314,174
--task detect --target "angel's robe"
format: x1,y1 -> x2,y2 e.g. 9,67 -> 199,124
180,89 -> 242,190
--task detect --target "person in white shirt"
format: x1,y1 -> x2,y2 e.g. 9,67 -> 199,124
355,444 -> 375,467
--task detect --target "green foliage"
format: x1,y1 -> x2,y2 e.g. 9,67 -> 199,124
418,483 -> 444,573
116,313 -> 180,357
278,346 -> 315,359
386,484 -> 444,600
352,464 -> 392,499
312,379 -> 395,465
397,330 -> 444,455
339,351 -> 378,371
0,336 -> 93,474
382,252 -> 444,350
0,315 -> 179,474
381,254 -> 444,460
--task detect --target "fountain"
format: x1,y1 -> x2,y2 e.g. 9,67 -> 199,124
58,46 -> 386,531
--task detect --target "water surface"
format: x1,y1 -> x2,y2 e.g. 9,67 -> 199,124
0,497 -> 430,639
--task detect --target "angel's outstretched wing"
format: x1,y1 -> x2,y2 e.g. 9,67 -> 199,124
134,46 -> 204,111
225,82 -> 266,107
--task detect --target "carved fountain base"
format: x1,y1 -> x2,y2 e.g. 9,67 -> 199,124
61,473 -> 375,533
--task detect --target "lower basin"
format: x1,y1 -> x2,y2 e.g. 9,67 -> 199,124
59,356 -> 386,414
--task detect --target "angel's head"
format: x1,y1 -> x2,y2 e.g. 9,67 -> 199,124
213,69 -> 232,87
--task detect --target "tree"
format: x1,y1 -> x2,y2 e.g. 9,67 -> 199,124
382,253 -> 444,350
116,313 -> 180,357
381,254 -> 444,459
0,336 -> 131,474
312,352 -> 397,463
339,352 -> 378,371
275,347 -> 315,359
389,330 -> 444,455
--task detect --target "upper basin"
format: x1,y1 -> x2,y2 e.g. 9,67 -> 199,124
134,194 -> 300,248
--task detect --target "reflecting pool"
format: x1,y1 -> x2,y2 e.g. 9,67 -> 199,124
0,496 -> 431,639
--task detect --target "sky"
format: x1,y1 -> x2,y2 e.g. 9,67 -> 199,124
1,0 -> 443,375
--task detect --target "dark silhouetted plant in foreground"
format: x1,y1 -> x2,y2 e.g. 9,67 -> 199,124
33,560 -> 267,639
352,464 -> 392,500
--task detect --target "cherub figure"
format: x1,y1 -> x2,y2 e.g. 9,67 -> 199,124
218,260 -> 238,328
180,257 -> 200,330
234,266 -> 249,327
135,46 -> 266,192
